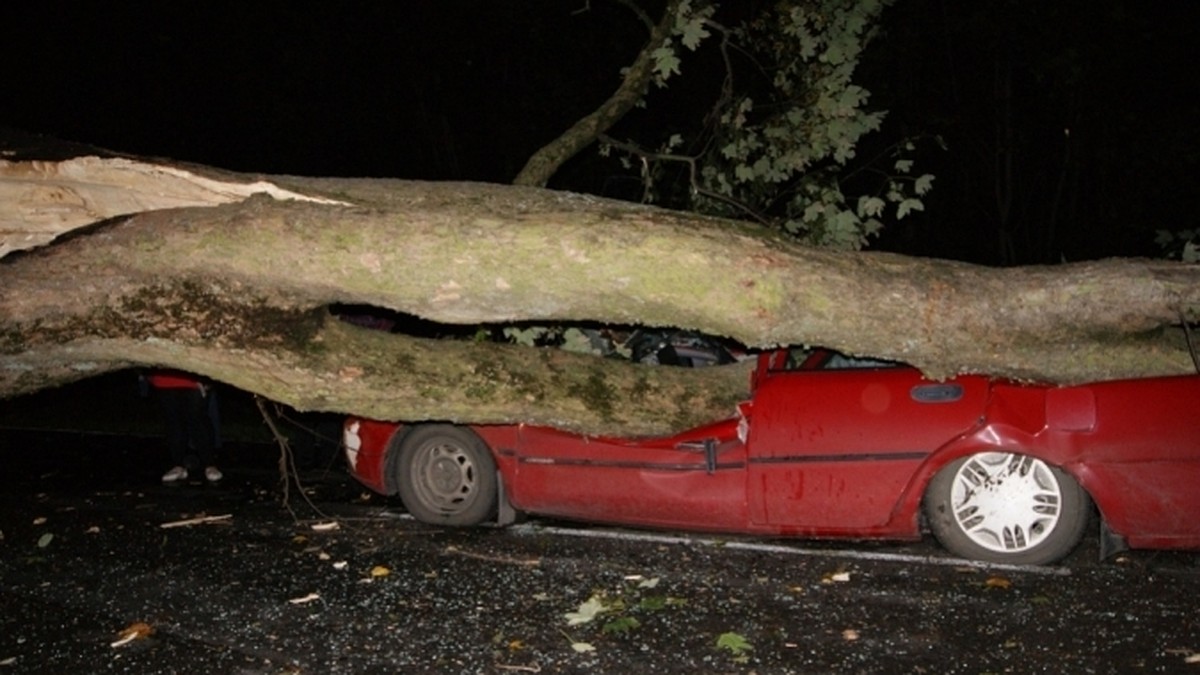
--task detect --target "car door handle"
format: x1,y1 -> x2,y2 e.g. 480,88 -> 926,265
911,383 -> 964,403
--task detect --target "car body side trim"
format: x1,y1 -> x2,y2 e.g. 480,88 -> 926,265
516,456 -> 746,472
750,451 -> 929,464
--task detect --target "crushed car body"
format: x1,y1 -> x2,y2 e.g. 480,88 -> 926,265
344,348 -> 1200,565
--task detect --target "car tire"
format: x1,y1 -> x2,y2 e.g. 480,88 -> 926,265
394,425 -> 497,527
924,452 -> 1091,565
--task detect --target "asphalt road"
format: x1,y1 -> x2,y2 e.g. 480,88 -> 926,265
1,430 -> 1197,674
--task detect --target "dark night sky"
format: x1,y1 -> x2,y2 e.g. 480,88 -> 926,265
2,1 -> 1198,264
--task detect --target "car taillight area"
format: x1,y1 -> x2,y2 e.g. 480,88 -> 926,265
342,418 -> 396,494
342,420 -> 363,471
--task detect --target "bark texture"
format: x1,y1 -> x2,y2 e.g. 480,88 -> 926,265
2,158 -> 1197,435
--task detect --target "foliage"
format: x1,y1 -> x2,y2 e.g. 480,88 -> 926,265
1155,229 -> 1200,263
559,577 -> 687,652
613,0 -> 932,250
715,631 -> 754,662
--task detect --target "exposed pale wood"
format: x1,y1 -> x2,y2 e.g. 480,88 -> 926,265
0,156 -> 346,257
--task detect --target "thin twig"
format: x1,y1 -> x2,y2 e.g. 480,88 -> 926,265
160,514 -> 232,529
599,133 -> 771,224
254,396 -> 337,525
1180,310 -> 1200,374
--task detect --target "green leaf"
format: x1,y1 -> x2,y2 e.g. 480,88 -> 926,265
1183,241 -> 1199,263
602,616 -> 641,635
37,533 -> 54,548
914,173 -> 935,196
651,46 -> 681,80
894,159 -> 914,173
897,198 -> 925,219
857,195 -> 885,218
564,595 -> 608,626
716,632 -> 753,656
680,17 -> 710,50
638,595 -> 667,611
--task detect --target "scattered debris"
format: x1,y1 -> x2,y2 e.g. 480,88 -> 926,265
443,544 -> 540,567
110,622 -> 153,648
310,521 -> 340,532
560,629 -> 595,654
564,595 -> 608,626
159,514 -> 232,529
288,593 -> 321,605
495,663 -> 541,673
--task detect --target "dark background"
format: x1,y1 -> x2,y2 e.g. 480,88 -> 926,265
2,1 -> 1197,265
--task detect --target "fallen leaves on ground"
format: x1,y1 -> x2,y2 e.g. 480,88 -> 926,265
110,622 -> 153,647
564,595 -> 607,626
716,632 -> 753,659
288,592 -> 321,605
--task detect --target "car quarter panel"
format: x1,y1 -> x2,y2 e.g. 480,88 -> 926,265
924,376 -> 1200,549
1059,375 -> 1200,548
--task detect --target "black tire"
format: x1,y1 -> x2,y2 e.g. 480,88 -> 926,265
924,452 -> 1091,565
393,425 -> 497,526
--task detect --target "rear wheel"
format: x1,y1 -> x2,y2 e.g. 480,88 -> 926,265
924,452 -> 1090,565
394,425 -> 497,526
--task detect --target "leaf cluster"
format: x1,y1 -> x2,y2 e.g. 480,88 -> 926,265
608,0 -> 937,251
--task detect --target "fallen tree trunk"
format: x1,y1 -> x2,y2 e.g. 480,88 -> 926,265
1,156 -> 1197,435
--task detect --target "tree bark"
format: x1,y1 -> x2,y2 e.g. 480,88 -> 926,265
2,157 -> 1197,435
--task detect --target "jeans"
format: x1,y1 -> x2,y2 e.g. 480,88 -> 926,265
156,386 -> 216,468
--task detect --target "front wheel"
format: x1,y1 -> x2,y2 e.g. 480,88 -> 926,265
394,425 -> 497,526
924,452 -> 1091,565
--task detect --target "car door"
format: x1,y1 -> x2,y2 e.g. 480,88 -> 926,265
746,356 -> 989,532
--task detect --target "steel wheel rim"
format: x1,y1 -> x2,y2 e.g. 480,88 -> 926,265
949,452 -> 1063,554
410,441 -> 478,514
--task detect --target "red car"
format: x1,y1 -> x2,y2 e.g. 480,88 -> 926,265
343,348 -> 1200,565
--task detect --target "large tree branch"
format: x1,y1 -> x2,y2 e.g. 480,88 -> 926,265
1,157 -> 1198,435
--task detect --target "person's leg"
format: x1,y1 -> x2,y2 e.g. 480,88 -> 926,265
157,388 -> 190,480
184,388 -> 217,468
159,388 -> 189,466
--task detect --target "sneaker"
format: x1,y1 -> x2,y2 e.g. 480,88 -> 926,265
204,466 -> 223,483
162,466 -> 188,483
